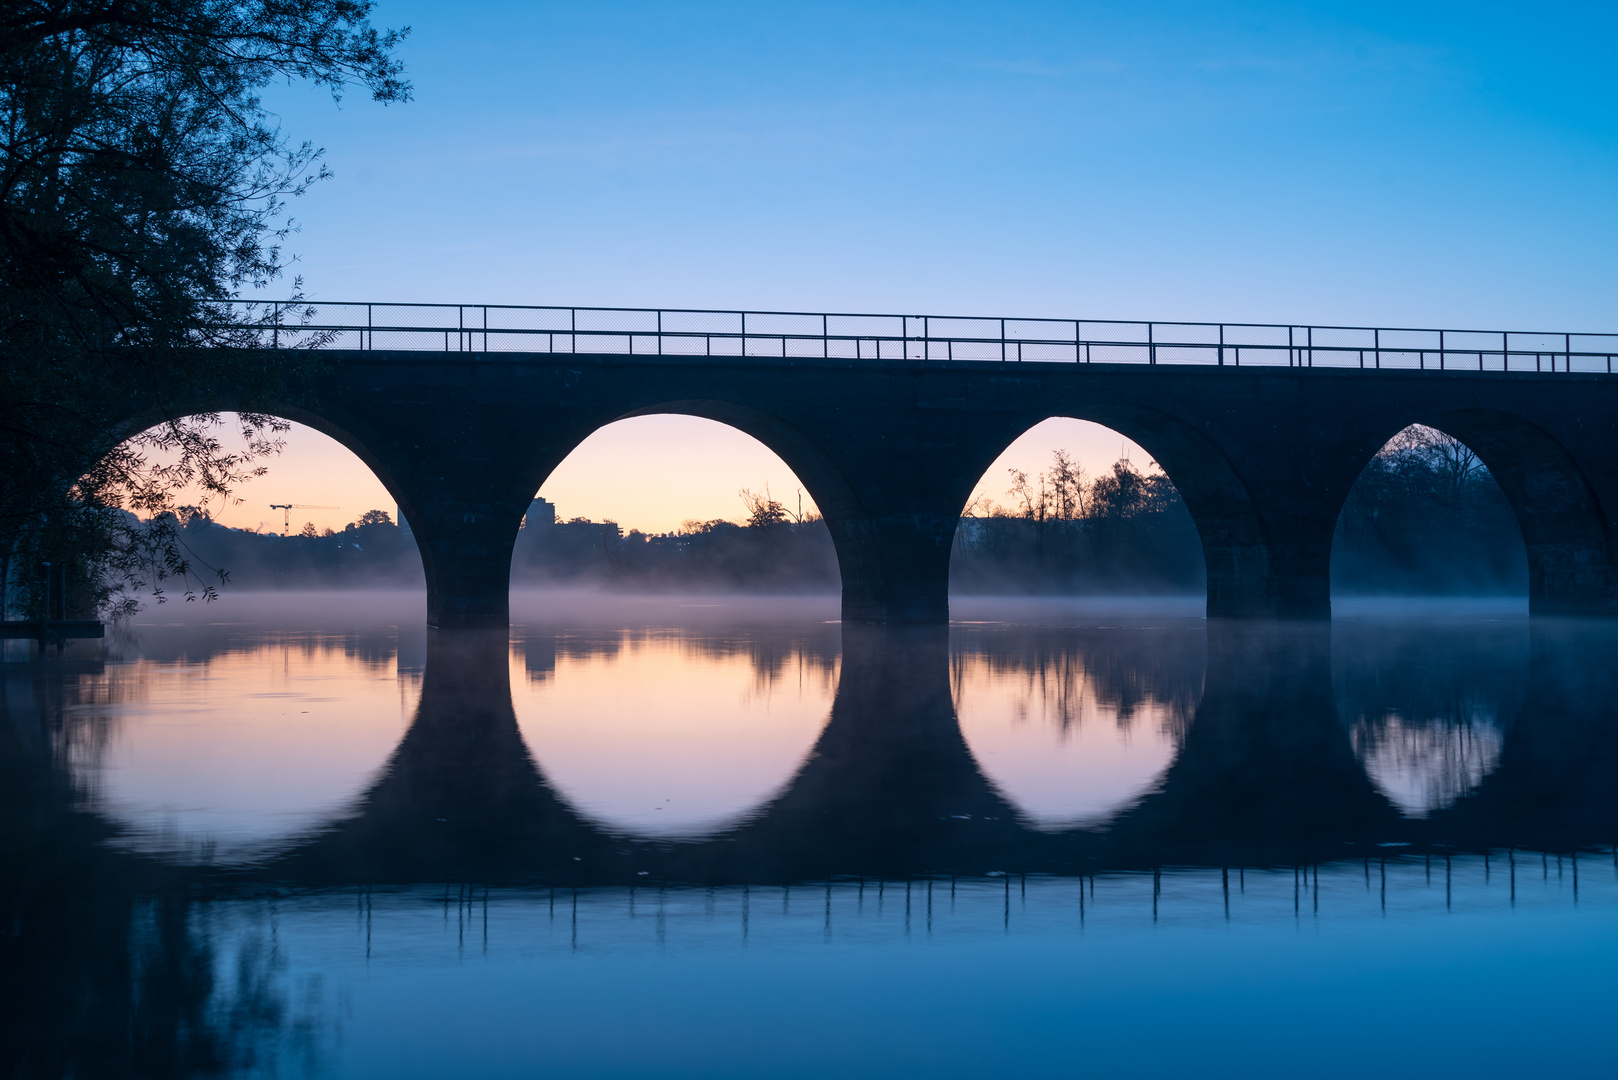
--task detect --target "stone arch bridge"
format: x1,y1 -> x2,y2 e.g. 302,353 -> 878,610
142,303 -> 1618,627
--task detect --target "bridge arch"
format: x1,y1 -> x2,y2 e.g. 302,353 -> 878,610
95,401 -> 431,601
514,398 -> 912,616
1332,411 -> 1617,612
948,409 -> 1277,616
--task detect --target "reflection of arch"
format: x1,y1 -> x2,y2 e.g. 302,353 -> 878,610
952,622 -> 1205,831
1105,622 -> 1408,865
954,409 -> 1274,617
1337,411 -> 1614,612
1331,619 -> 1528,818
270,628 -> 623,884
1426,621 -> 1618,850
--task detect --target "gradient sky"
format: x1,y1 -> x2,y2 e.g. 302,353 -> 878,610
179,1 -> 1618,533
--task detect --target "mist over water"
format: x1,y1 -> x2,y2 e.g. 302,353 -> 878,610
5,590 -> 1616,1077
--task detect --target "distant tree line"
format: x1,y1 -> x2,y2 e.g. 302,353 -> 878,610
1332,425 -> 1525,594
44,426 -> 1530,601
122,508 -> 424,591
951,454 -> 1205,594
512,489 -> 838,592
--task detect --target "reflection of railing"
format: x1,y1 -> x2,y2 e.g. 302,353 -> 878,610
216,301 -> 1618,373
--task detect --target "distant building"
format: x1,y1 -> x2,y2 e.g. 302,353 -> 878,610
522,498 -> 557,529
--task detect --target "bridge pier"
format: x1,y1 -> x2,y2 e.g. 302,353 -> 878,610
1206,519 -> 1338,620
830,512 -> 957,624
416,517 -> 520,630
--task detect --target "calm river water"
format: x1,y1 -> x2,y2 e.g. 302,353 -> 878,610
3,592 -> 1615,1078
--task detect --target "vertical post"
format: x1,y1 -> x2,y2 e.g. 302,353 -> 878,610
1374,327 -> 1380,369
902,315 -> 908,359
571,307 -> 576,354
1439,329 -> 1445,371
1502,330 -> 1509,372
483,305 -> 489,353
1076,320 -> 1082,364
1218,323 -> 1224,366
367,303 -> 373,351
458,305 -> 464,353
1000,318 -> 1006,362
1148,321 -> 1156,365
1307,324 -> 1313,367
1566,332 -> 1572,373
741,310 -> 747,357
823,313 -> 828,359
657,309 -> 663,356
272,302 -> 279,349
1287,325 -> 1293,367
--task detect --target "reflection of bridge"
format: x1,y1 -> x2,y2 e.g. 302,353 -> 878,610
248,622 -> 1618,888
10,621 -> 1611,1079
118,303 -> 1618,626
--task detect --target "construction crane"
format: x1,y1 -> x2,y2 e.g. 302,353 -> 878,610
269,503 -> 338,535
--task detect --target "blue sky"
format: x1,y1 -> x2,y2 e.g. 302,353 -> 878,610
228,1 -> 1617,533
261,0 -> 1618,330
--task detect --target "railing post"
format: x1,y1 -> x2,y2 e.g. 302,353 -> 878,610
1439,328 -> 1445,371
1287,325 -> 1293,367
657,309 -> 663,356
1566,332 -> 1572,373
741,311 -> 747,357
1502,330 -> 1508,372
571,307 -> 577,354
272,302 -> 279,349
925,315 -> 931,360
822,314 -> 828,359
1000,318 -> 1006,362
1307,324 -> 1313,368
1218,323 -> 1224,367
1076,320 -> 1082,364
366,303 -> 372,351
1374,327 -> 1380,369
1148,322 -> 1156,365
483,305 -> 489,353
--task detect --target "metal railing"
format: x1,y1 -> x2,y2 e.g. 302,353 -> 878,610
221,301 -> 1618,374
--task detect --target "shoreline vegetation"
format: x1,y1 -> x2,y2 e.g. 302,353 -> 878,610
126,428 -> 1528,600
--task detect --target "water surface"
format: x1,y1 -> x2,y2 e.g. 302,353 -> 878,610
3,592 -> 1613,1078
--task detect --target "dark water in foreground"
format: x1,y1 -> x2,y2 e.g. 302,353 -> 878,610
3,593 -> 1615,1078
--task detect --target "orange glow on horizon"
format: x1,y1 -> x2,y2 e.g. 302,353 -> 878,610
139,413 -> 1156,537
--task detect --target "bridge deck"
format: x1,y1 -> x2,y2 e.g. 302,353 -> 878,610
213,300 -> 1618,373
